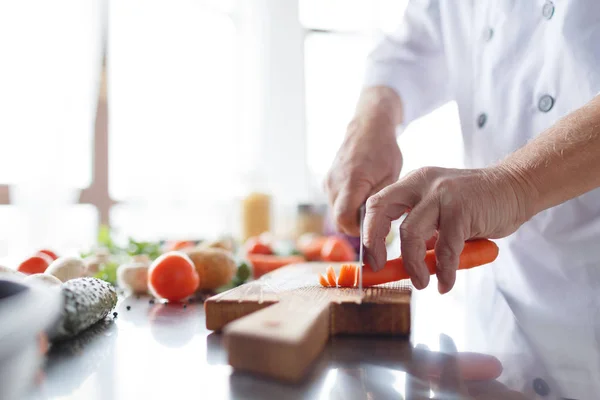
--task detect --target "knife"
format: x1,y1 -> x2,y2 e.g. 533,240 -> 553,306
357,204 -> 366,301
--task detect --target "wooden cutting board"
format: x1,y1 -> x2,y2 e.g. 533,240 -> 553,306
205,262 -> 412,383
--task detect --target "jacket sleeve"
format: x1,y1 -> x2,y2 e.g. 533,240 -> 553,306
363,0 -> 450,125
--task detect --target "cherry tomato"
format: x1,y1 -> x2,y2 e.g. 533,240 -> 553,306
297,235 -> 327,261
167,240 -> 196,251
245,237 -> 273,255
320,237 -> 356,262
37,249 -> 58,261
148,252 -> 199,302
18,254 -> 53,275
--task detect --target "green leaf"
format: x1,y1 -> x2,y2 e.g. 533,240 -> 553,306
98,225 -> 114,247
79,250 -> 94,259
96,224 -> 123,255
93,261 -> 119,286
236,262 -> 251,283
126,238 -> 162,260
215,262 -> 252,293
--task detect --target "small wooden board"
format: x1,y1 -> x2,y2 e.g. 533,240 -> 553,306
205,262 -> 412,383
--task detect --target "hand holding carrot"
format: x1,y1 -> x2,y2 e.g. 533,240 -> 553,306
364,166 -> 535,293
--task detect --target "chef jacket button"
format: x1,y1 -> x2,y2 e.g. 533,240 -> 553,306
477,113 -> 487,128
484,27 -> 494,41
533,377 -> 550,396
538,95 -> 555,112
542,1 -> 555,20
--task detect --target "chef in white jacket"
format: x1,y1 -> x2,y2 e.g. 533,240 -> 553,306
325,1 -> 600,398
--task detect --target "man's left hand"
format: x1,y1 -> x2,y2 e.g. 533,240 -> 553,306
363,166 -> 536,293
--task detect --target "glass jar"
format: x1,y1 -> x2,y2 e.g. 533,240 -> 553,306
241,191 -> 272,242
295,203 -> 326,238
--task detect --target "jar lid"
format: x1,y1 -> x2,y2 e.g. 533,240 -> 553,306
297,203 -> 327,214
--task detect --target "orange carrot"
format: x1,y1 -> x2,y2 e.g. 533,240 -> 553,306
248,254 -> 305,278
298,236 -> 328,261
318,274 -> 330,287
326,265 -> 337,287
335,239 -> 498,288
337,264 -> 356,287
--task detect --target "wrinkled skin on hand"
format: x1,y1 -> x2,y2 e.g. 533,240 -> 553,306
325,116 -> 402,237
364,166 -> 534,294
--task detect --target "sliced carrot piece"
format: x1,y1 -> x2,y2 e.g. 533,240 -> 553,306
337,264 -> 357,287
326,265 -> 337,287
318,274 -> 330,287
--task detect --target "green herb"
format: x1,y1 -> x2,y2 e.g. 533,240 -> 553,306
126,238 -> 162,261
215,262 -> 252,293
94,261 -> 119,286
235,262 -> 251,283
98,225 -> 121,254
79,250 -> 94,259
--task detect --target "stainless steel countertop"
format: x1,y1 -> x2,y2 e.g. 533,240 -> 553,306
26,274 -> 600,400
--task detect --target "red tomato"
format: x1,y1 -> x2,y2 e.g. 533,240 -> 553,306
37,249 -> 59,261
148,252 -> 199,302
297,235 -> 327,261
245,237 -> 273,255
18,254 -> 53,275
320,237 -> 356,262
167,241 -> 195,251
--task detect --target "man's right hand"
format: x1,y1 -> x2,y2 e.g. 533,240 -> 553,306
324,87 -> 403,237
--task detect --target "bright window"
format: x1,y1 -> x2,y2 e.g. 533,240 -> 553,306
108,0 -> 239,239
109,1 -> 237,203
0,1 -> 101,188
302,0 -> 463,186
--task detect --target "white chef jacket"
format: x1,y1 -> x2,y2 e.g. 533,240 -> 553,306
365,1 -> 600,398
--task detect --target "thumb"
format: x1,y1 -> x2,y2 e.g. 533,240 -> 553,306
333,182 -> 371,236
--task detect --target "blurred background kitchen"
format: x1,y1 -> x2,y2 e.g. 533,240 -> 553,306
0,0 -> 463,264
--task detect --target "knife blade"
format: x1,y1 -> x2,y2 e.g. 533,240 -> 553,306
358,204 -> 365,301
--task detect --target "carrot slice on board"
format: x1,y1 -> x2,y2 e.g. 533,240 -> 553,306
337,264 -> 357,287
318,274 -> 330,287
326,265 -> 337,287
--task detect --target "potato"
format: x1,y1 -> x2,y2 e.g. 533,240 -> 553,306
0,265 -> 26,282
117,262 -> 149,294
25,273 -> 62,287
45,257 -> 86,282
199,237 -> 234,253
184,248 -> 236,290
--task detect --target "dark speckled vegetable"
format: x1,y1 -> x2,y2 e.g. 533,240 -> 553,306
52,277 -> 117,340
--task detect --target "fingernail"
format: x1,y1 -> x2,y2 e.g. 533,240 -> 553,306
412,272 -> 427,290
438,281 -> 449,295
411,276 -> 423,290
418,269 -> 430,288
365,253 -> 378,270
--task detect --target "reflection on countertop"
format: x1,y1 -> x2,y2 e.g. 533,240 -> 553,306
26,273 -> 600,400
